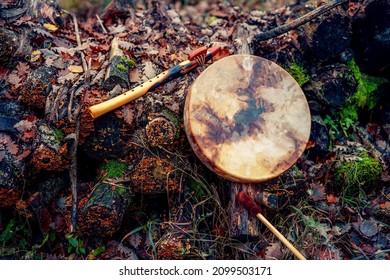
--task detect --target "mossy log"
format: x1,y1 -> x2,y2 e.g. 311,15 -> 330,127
78,182 -> 131,237
103,37 -> 134,91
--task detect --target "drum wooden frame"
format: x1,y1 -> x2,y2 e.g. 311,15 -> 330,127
184,55 -> 311,183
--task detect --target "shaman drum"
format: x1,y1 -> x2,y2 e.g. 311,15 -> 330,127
184,55 -> 311,183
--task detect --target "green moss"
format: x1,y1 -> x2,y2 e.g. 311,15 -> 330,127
116,186 -> 127,195
324,61 -> 387,141
53,128 -> 65,143
286,62 -> 310,86
116,63 -> 126,72
335,154 -> 382,196
101,160 -> 127,179
120,56 -> 136,67
207,16 -> 219,26
347,60 -> 387,110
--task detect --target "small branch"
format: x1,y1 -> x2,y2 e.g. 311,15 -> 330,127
71,13 -> 88,73
69,106 -> 81,233
96,14 -> 108,34
254,0 -> 348,42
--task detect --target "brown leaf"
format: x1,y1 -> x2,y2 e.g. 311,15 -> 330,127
0,68 -> 8,80
68,65 -> 84,73
129,67 -> 141,83
308,182 -> 325,201
327,193 -> 338,203
121,105 -> 135,126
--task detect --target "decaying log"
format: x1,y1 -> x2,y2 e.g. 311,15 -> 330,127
156,188 -> 194,259
103,37 -> 134,91
145,110 -> 179,148
78,182 -> 131,237
31,122 -> 69,172
131,155 -> 181,194
21,65 -> 57,109
0,149 -> 25,208
81,112 -> 133,160
295,4 -> 352,61
0,101 -> 32,208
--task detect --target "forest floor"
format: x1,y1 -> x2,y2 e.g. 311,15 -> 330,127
0,0 -> 389,260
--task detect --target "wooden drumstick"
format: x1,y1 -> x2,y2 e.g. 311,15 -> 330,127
236,192 -> 306,260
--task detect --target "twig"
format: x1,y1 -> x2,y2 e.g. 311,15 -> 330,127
96,14 -> 108,34
69,114 -> 80,233
254,0 -> 348,42
71,13 -> 88,73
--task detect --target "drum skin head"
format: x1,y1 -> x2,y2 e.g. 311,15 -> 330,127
184,55 -> 311,183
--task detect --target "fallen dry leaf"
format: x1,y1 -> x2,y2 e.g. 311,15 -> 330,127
68,65 -> 84,73
43,23 -> 58,32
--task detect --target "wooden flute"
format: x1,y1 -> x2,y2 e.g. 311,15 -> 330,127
88,45 -> 221,119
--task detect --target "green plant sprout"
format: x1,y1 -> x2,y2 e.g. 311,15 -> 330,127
65,233 -> 86,255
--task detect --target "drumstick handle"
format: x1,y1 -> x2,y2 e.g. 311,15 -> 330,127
236,191 -> 306,260
255,212 -> 306,260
